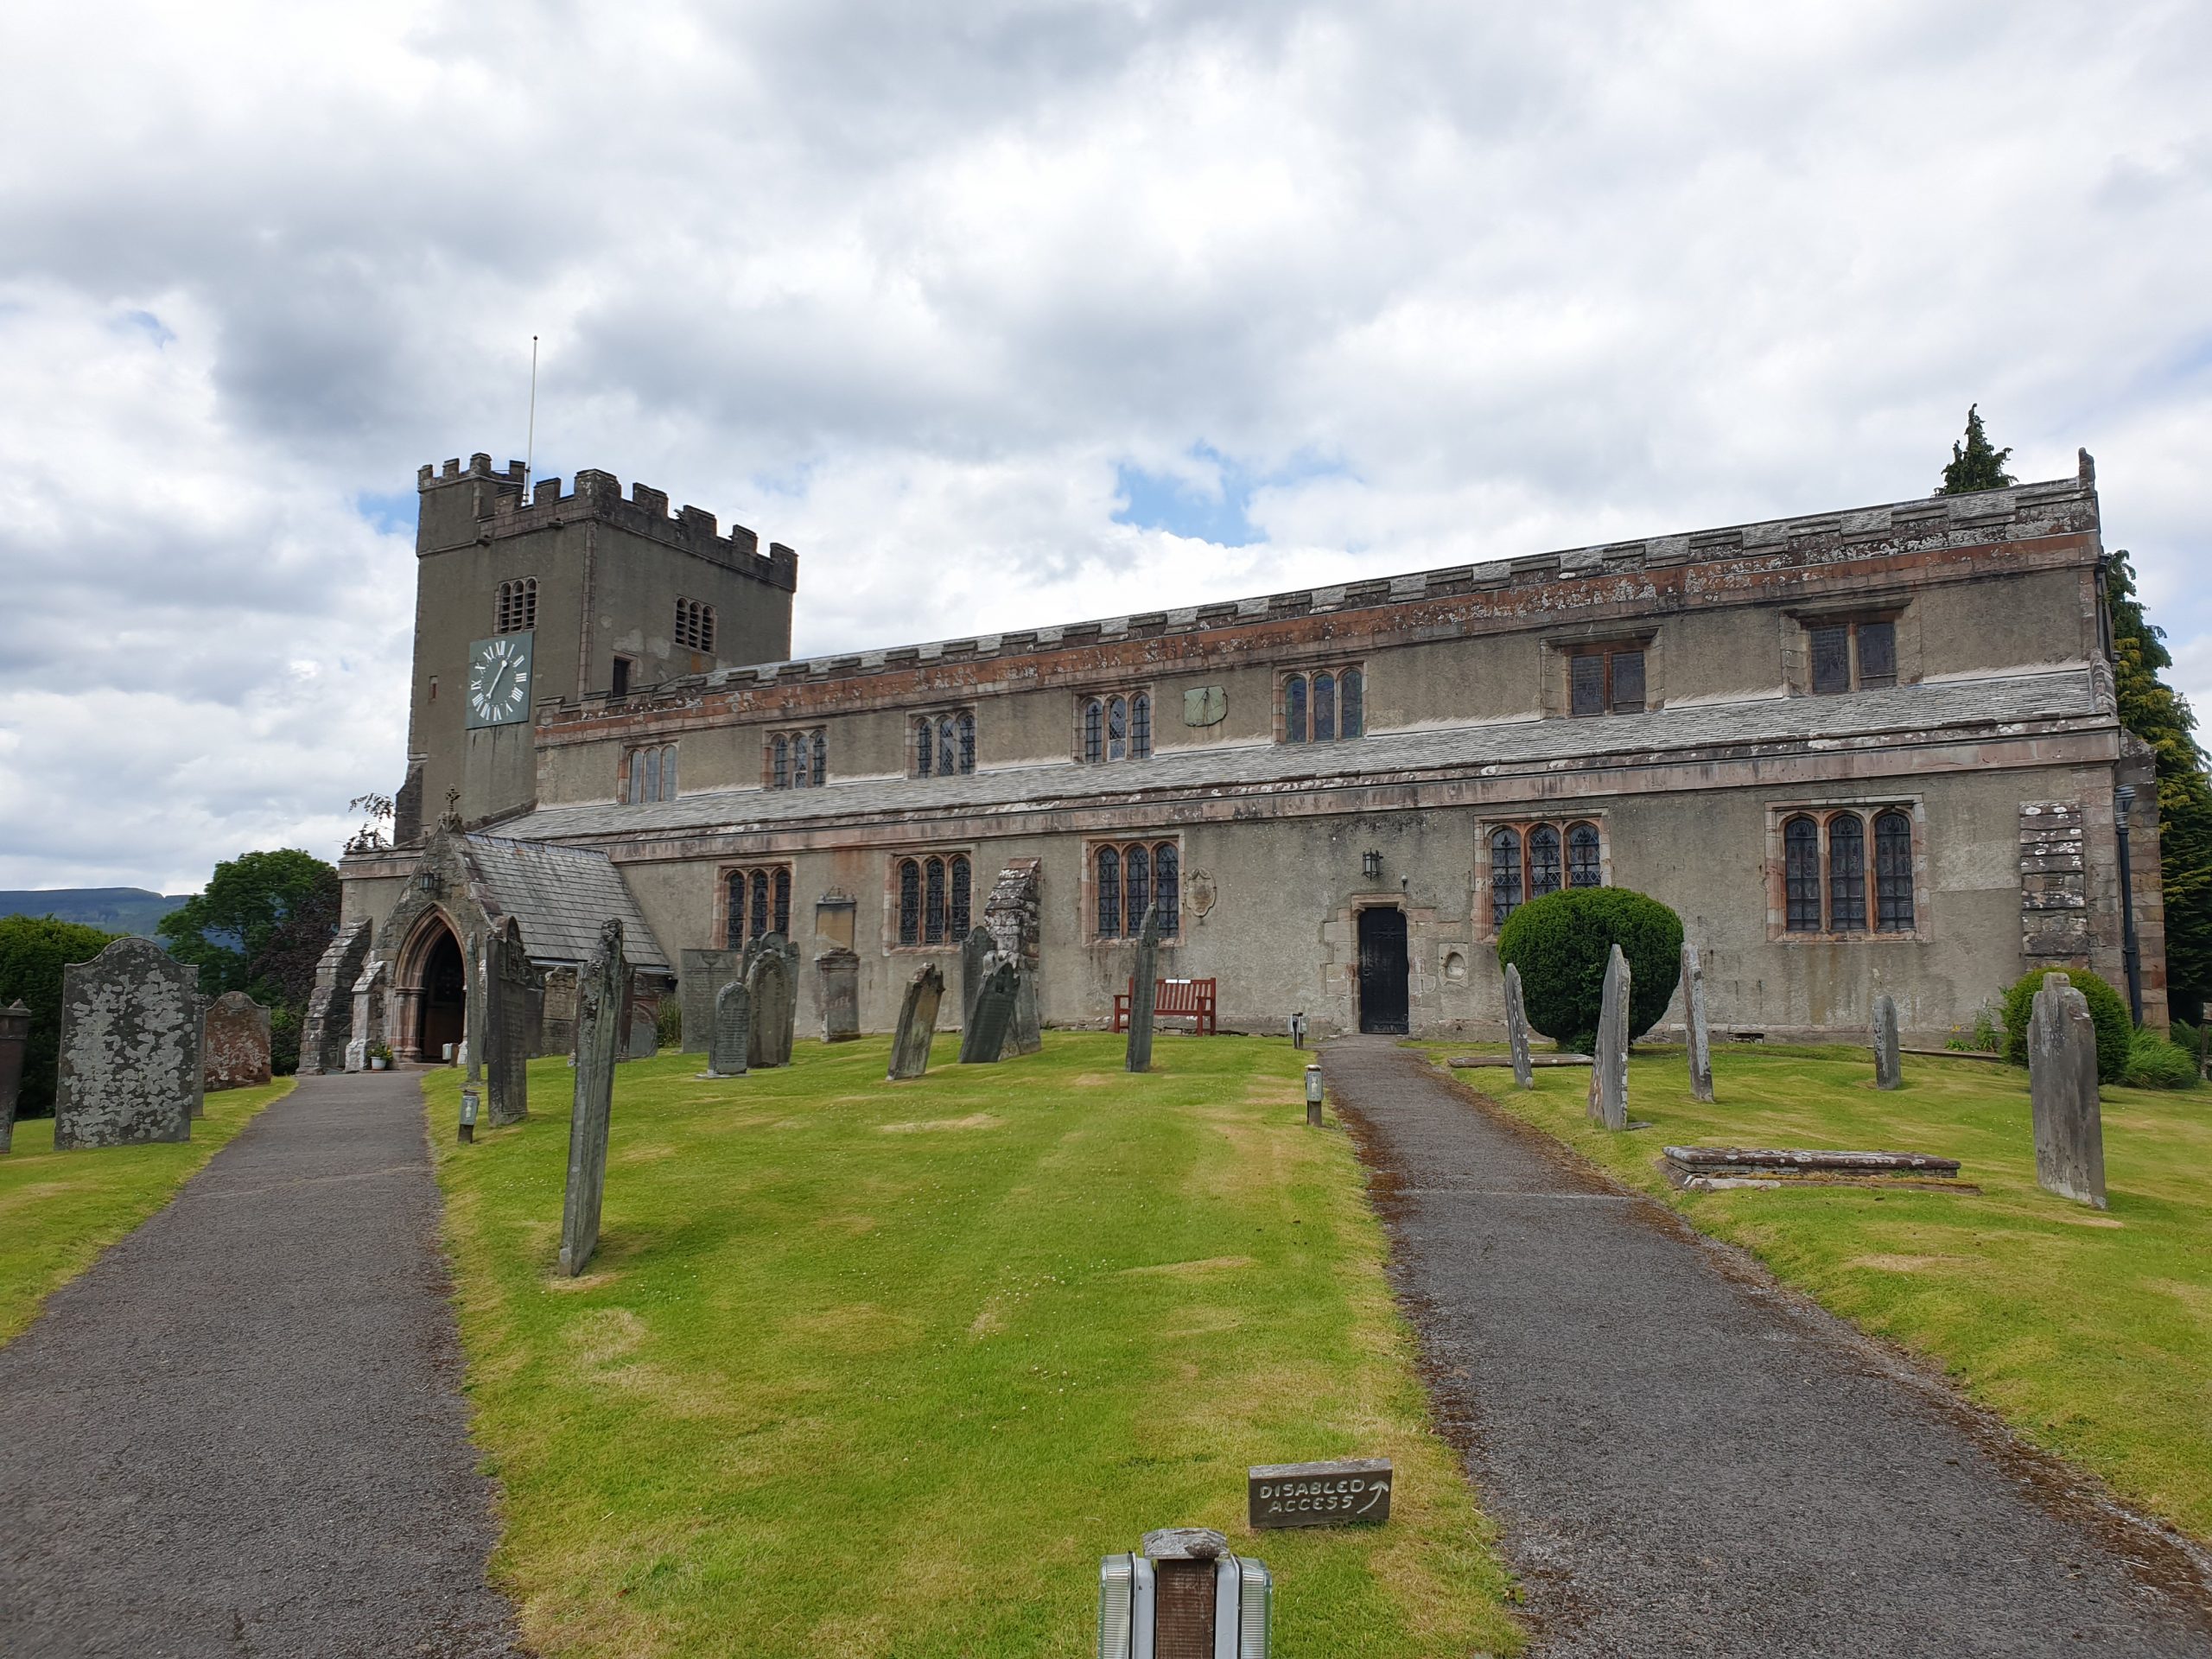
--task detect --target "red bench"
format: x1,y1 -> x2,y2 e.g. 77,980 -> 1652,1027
1112,977 -> 1217,1036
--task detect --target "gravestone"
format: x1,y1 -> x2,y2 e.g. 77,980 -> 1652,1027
959,925 -> 996,1033
1872,994 -> 1902,1091
463,931 -> 486,1084
559,920 -> 626,1276
678,947 -> 744,1053
747,939 -> 795,1069
1585,943 -> 1630,1132
817,948 -> 861,1043
959,963 -> 1019,1064
55,936 -> 201,1149
626,1002 -> 659,1061
887,965 -> 944,1080
1503,963 -> 1535,1090
1007,967 -> 1043,1057
984,859 -> 1044,1056
707,978 -> 751,1077
202,991 -> 272,1091
1681,944 -> 1713,1103
0,1000 -> 28,1154
1125,904 -> 1161,1074
2028,972 -> 2107,1209
485,918 -> 534,1126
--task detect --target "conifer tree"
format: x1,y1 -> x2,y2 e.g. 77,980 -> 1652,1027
2106,550 -> 2212,1020
1937,404 -> 2016,494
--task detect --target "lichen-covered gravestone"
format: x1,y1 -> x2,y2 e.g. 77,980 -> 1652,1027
1503,963 -> 1535,1090
1125,904 -> 1161,1074
1585,943 -> 1630,1132
559,920 -> 626,1276
746,938 -> 795,1069
1680,944 -> 1713,1104
958,926 -> 998,1052
959,963 -> 1019,1064
708,978 -> 750,1078
485,918 -> 533,1126
817,948 -> 861,1043
202,991 -> 272,1090
0,1000 -> 29,1154
887,965 -> 944,1080
2028,971 -> 2107,1209
55,936 -> 202,1148
1872,994 -> 1902,1091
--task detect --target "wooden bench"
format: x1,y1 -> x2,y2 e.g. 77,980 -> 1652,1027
1113,976 -> 1218,1036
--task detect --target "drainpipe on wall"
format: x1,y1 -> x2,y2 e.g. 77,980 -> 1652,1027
2115,782 -> 2144,1027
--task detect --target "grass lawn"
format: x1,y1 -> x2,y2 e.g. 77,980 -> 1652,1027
1427,1042 -> 2212,1542
0,1078 -> 296,1345
425,1034 -> 1521,1659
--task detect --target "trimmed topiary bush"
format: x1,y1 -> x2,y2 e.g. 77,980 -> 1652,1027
2001,965 -> 2131,1084
2123,1028 -> 2201,1090
1497,887 -> 1684,1054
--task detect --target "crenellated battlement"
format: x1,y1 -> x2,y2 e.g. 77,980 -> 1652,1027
416,453 -> 797,590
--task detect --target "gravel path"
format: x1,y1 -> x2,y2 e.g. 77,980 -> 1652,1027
1322,1038 -> 2212,1658
0,1071 -> 521,1658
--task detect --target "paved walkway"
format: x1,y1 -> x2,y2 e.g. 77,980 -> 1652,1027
1322,1039 -> 2212,1658
0,1071 -> 519,1658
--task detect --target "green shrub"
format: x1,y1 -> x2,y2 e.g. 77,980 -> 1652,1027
655,995 -> 684,1049
2001,966 -> 2132,1084
0,914 -> 124,1118
2123,1028 -> 2201,1090
1497,887 -> 1684,1054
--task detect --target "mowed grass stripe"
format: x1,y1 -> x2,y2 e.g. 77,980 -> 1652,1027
1431,1043 -> 2212,1542
427,1035 -> 1520,1659
0,1078 -> 296,1346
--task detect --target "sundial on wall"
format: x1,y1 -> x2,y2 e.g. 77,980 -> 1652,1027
467,633 -> 534,728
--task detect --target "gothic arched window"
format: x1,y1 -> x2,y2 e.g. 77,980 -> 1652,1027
1126,842 -> 1151,932
791,734 -> 810,789
772,868 -> 791,937
950,855 -> 972,937
723,863 -> 792,948
1132,694 -> 1152,759
1313,672 -> 1337,743
750,869 -> 771,939
1108,696 -> 1128,761
810,731 -> 826,787
925,857 -> 948,944
1491,827 -> 1522,925
1875,810 -> 1915,931
916,719 -> 935,778
898,859 -> 921,946
1340,668 -> 1363,739
1827,812 -> 1866,932
1784,816 -> 1821,931
1084,700 -> 1103,764
772,734 -> 790,790
641,747 -> 661,804
1529,823 -> 1562,898
938,717 -> 957,779
724,872 -> 745,949
1096,846 -> 1122,938
1567,823 -> 1602,887
1284,675 -> 1307,743
957,712 -> 976,773
1154,842 -> 1179,936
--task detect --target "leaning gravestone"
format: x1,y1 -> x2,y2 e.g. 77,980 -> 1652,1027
55,936 -> 202,1149
747,940 -> 795,1069
484,918 -> 533,1126
959,963 -> 1019,1064
2028,972 -> 2107,1209
0,1000 -> 29,1154
817,948 -> 861,1043
959,925 -> 996,1033
1681,944 -> 1713,1104
1585,943 -> 1630,1132
202,991 -> 272,1091
888,965 -> 945,1080
1125,904 -> 1161,1075
1872,994 -> 1902,1091
1503,963 -> 1535,1090
707,978 -> 751,1078
559,920 -> 626,1276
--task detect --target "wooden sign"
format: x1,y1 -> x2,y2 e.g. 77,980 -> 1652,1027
1248,1458 -> 1392,1529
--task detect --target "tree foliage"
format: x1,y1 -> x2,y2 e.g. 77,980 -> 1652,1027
1936,404 -> 2016,495
158,849 -> 340,1075
2106,549 -> 2212,1020
0,914 -> 121,1118
1496,887 -> 1684,1054
2002,965 -> 2131,1084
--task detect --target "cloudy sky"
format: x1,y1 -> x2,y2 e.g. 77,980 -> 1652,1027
2,0 -> 2208,894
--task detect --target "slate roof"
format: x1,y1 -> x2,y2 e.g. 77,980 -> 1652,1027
503,667 -> 2103,847
460,834 -> 672,972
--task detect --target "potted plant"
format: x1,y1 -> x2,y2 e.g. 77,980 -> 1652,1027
368,1041 -> 393,1071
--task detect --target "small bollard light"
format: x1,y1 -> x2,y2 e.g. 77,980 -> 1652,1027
1099,1527 -> 1270,1657
1288,1012 -> 1306,1050
1304,1064 -> 1324,1128
458,1088 -> 480,1144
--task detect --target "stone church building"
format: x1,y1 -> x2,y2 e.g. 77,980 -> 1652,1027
305,448 -> 2164,1068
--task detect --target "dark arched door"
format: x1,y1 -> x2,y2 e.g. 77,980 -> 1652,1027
1357,907 -> 1409,1034
420,929 -> 468,1059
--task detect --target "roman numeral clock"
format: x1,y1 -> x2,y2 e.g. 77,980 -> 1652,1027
466,632 -> 534,729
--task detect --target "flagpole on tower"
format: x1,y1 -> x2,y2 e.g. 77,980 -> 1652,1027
524,334 -> 539,492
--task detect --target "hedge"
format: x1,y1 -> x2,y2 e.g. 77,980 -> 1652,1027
1497,887 -> 1684,1054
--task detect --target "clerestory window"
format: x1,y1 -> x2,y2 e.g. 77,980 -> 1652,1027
768,728 -> 829,789
1080,691 -> 1154,764
1281,666 -> 1365,744
621,743 -> 677,804
912,711 -> 977,778
1807,618 -> 1898,695
1568,645 -> 1645,717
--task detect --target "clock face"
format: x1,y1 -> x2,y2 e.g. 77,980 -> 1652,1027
467,632 -> 534,729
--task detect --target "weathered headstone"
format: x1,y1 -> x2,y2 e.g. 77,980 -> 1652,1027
1681,944 -> 1713,1103
202,991 -> 272,1091
1126,904 -> 1161,1074
984,859 -> 1044,1056
677,947 -> 744,1053
1872,993 -> 1902,1091
54,936 -> 201,1149
485,918 -> 533,1126
887,965 -> 944,1080
817,948 -> 861,1043
626,1002 -> 659,1061
959,925 -> 996,1033
1503,963 -> 1535,1090
1585,943 -> 1630,1132
463,930 -> 486,1084
0,1000 -> 29,1154
2028,972 -> 2107,1209
707,977 -> 751,1077
1007,967 -> 1043,1057
746,939 -> 795,1069
959,963 -> 1019,1064
559,920 -> 626,1276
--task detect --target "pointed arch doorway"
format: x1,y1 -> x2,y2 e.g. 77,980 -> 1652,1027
394,912 -> 468,1062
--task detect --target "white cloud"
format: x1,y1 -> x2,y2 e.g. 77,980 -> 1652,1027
0,0 -> 2209,889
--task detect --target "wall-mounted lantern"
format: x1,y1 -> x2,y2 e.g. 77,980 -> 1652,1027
415,867 -> 442,898
1361,849 -> 1382,880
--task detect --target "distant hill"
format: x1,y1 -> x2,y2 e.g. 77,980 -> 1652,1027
0,887 -> 193,938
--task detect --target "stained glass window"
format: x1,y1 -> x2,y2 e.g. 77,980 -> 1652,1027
1827,812 -> 1866,931
1784,817 -> 1821,931
1285,675 -> 1306,743
724,873 -> 745,949
898,859 -> 920,946
1155,842 -> 1179,936
1529,824 -> 1562,897
1875,810 -> 1914,931
1096,847 -> 1122,938
925,857 -> 947,944
1313,672 -> 1336,742
1491,827 -> 1522,925
750,869 -> 771,939
772,868 -> 791,937
1127,843 -> 1151,934
1567,823 -> 1601,887
950,855 -> 972,937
